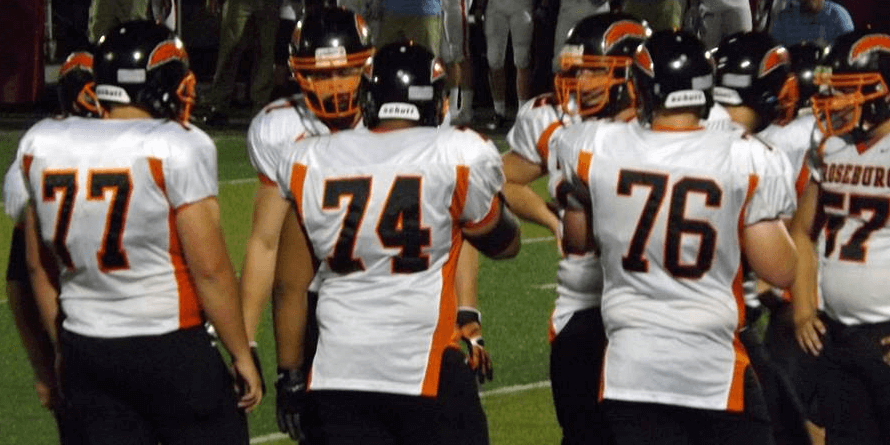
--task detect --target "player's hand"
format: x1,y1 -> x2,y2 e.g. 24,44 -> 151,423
794,313 -> 825,357
458,308 -> 494,384
881,335 -> 890,367
249,343 -> 267,396
275,368 -> 307,442
232,355 -> 263,412
34,380 -> 57,410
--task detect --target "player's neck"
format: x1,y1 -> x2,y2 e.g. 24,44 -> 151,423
651,110 -> 702,131
374,120 -> 418,131
865,119 -> 890,146
724,105 -> 759,133
107,105 -> 152,120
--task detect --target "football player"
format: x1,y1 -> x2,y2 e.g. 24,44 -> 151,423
20,21 -> 260,443
793,29 -> 890,445
239,7 -> 374,381
711,29 -> 821,445
502,12 -> 647,444
241,8 -> 495,414
4,50 -> 100,445
271,41 -> 519,445
555,29 -> 797,444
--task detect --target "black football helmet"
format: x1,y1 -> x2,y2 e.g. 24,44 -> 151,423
57,51 -> 102,118
553,13 -> 650,118
812,30 -> 890,141
360,41 -> 447,128
632,30 -> 714,125
93,20 -> 196,123
787,41 -> 825,110
712,31 -> 798,131
289,6 -> 374,127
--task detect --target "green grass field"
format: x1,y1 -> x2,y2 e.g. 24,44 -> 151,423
0,127 -> 564,444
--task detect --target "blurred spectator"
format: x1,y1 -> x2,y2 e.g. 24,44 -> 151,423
377,0 -> 442,56
271,0 -> 301,100
620,0 -> 682,32
770,0 -> 853,47
202,0 -> 284,126
339,0 -> 383,41
682,0 -> 752,49
484,0 -> 534,130
87,0 -> 150,42
441,0 -> 476,125
548,0 -> 610,73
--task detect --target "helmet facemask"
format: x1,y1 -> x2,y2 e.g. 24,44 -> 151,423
554,53 -> 636,118
813,70 -> 890,139
290,48 -> 374,127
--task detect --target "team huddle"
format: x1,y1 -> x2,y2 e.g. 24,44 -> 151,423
6,3 -> 890,445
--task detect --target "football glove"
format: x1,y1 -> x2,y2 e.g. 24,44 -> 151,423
457,307 -> 494,384
275,368 -> 307,442
249,343 -> 266,396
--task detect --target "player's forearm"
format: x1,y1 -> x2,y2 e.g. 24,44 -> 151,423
272,285 -> 307,370
7,280 -> 56,383
502,182 -> 559,234
789,225 -> 818,318
455,242 -> 480,309
24,207 -> 60,345
196,267 -> 252,361
240,240 -> 278,341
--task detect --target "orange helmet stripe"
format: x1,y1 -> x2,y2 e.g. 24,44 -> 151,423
147,40 -> 188,70
759,46 -> 790,78
849,34 -> 890,64
59,52 -> 93,78
603,21 -> 648,54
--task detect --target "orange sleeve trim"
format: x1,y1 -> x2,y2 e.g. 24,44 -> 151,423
449,165 -> 470,220
148,157 -> 166,195
289,163 -> 308,214
463,194 -> 500,231
258,172 -> 276,186
22,155 -> 33,178
577,151 -> 592,184
794,164 -> 809,197
536,122 -> 562,165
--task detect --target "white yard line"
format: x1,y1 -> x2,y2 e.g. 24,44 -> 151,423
249,380 -> 553,444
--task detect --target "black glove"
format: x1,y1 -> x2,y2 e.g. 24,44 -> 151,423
457,308 -> 494,384
275,368 -> 307,442
249,343 -> 267,396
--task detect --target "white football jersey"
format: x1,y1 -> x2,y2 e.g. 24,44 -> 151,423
4,155 -> 28,222
507,93 -> 601,337
277,125 -> 504,397
816,133 -> 890,325
555,120 -> 795,411
759,113 -> 821,197
19,117 -> 218,338
247,95 -> 334,185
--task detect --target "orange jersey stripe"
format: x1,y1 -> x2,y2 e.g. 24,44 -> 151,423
577,151 -> 592,184
449,165 -> 470,220
536,122 -> 563,165
289,163 -> 308,213
725,174 -> 759,411
150,158 -> 201,329
421,218 -> 462,397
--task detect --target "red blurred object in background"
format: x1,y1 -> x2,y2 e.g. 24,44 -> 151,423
0,0 -> 44,104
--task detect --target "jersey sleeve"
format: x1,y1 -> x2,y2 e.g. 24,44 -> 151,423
163,130 -> 219,209
3,156 -> 28,222
460,135 -> 506,225
247,108 -> 294,184
506,96 -> 559,166
744,141 -> 797,225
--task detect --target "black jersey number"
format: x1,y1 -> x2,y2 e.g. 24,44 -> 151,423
618,170 -> 721,279
323,176 -> 431,274
42,170 -> 132,271
820,190 -> 889,262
